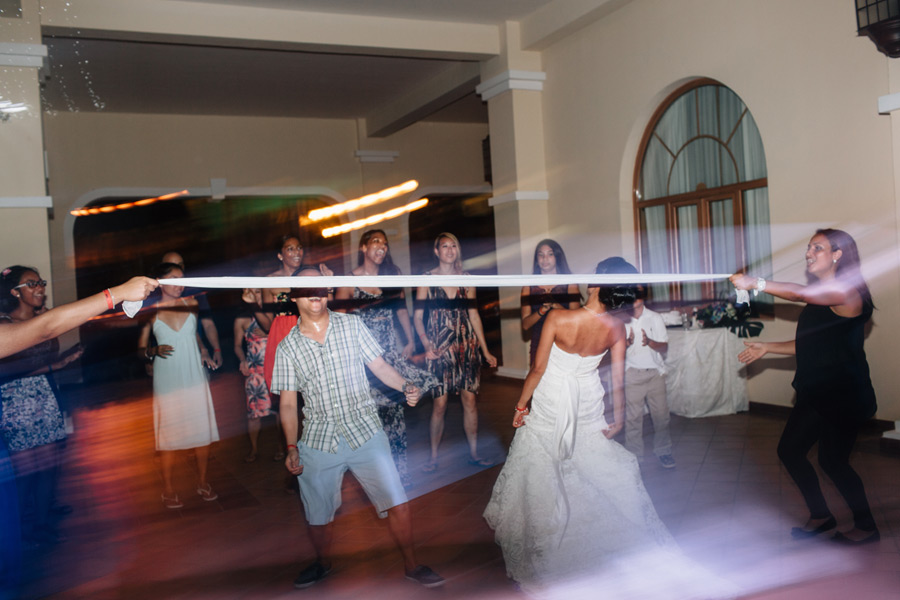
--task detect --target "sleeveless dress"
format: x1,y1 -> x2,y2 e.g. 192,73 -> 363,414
485,344 -> 719,596
424,283 -> 481,395
525,285 -> 581,366
244,318 -> 272,418
792,303 -> 876,422
352,288 -> 439,486
264,291 -> 297,392
152,313 -> 220,451
0,317 -> 65,453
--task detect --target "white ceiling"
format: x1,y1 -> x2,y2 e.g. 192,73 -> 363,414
39,1 -> 556,126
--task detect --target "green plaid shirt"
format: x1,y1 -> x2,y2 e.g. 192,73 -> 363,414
271,310 -> 384,452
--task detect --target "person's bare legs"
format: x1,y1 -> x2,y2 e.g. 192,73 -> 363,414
386,503 -> 417,571
195,445 -> 210,487
160,450 -> 177,496
460,390 -> 480,460
247,417 -> 261,461
428,394 -> 449,464
308,523 -> 335,568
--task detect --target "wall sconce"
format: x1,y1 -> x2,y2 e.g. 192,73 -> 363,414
0,97 -> 27,121
856,0 -> 900,57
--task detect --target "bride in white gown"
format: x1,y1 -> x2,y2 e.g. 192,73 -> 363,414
484,278 -> 734,598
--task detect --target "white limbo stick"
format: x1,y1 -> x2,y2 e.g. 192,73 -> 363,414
159,273 -> 735,289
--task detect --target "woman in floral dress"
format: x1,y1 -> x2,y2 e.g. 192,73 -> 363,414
0,266 -> 82,544
234,288 -> 279,462
414,232 -> 497,472
335,229 -> 438,487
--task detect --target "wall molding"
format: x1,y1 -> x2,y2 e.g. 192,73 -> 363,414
355,149 -> 399,163
476,69 -> 546,101
0,42 -> 47,68
0,196 -> 52,208
488,190 -> 549,207
878,92 -> 900,114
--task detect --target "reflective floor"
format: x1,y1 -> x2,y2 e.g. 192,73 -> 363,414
14,373 -> 900,599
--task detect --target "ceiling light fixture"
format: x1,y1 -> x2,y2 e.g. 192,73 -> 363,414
320,198 -> 429,238
303,180 -> 419,224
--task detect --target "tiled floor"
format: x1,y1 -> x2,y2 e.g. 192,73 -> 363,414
12,372 -> 900,599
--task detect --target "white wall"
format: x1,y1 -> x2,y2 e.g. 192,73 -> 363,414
539,0 -> 900,418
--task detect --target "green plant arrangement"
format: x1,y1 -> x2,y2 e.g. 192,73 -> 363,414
694,300 -> 763,338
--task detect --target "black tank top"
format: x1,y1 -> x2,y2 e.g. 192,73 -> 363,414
792,303 -> 876,421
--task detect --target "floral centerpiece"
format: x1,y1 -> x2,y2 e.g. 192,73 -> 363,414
694,299 -> 763,338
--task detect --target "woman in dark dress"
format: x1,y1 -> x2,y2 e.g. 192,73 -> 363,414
520,239 -> 581,367
335,229 -> 438,487
414,232 -> 497,471
732,228 -> 878,544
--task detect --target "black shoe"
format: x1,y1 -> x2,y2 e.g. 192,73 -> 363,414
293,561 -> 332,589
405,564 -> 445,588
791,516 -> 836,540
832,529 -> 881,545
658,454 -> 676,469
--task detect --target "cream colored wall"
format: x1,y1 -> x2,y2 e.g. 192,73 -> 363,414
0,1 -> 53,302
43,112 -> 488,308
355,120 -> 489,274
539,0 -> 900,418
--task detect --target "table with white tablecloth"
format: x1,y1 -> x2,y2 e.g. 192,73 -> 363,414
664,328 -> 749,418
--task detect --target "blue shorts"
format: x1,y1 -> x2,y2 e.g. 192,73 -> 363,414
296,431 -> 408,526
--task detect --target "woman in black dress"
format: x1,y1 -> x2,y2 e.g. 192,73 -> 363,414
520,239 -> 581,367
732,229 -> 878,544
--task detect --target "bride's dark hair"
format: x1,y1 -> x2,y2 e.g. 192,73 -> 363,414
591,257 -> 638,311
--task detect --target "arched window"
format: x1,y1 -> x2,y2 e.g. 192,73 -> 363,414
634,79 -> 772,309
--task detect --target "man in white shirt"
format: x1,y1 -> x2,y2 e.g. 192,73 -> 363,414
623,285 -> 675,468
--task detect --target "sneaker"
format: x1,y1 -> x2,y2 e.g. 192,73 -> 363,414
294,561 -> 332,589
162,493 -> 183,509
405,564 -> 445,588
658,454 -> 676,469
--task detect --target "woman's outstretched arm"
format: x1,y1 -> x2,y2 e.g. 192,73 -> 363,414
0,277 -> 158,360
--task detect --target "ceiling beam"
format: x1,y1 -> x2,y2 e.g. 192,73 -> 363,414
39,0 -> 500,60
366,61 -> 482,138
519,0 -> 635,51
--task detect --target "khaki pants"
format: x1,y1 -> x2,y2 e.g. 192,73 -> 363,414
624,368 -> 671,458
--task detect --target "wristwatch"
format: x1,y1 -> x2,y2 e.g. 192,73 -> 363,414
754,277 -> 766,296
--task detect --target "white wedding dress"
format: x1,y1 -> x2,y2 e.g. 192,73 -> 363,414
484,344 -> 733,598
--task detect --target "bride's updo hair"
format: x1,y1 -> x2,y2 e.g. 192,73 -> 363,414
590,257 -> 638,311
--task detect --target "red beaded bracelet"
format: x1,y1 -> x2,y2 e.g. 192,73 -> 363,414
514,406 -> 528,413
287,444 -> 297,450
103,289 -> 114,310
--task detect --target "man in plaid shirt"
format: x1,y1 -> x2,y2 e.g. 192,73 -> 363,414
271,267 -> 444,589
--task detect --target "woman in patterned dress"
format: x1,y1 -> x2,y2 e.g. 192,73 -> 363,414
335,230 -> 438,487
234,288 -> 280,462
414,232 -> 497,472
520,239 -> 581,367
0,266 -> 82,544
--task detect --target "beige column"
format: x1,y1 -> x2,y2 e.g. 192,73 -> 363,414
478,22 -> 549,379
0,0 -> 53,296
879,57 -> 900,440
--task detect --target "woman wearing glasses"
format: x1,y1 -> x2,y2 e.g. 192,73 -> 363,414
0,266 -> 82,545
